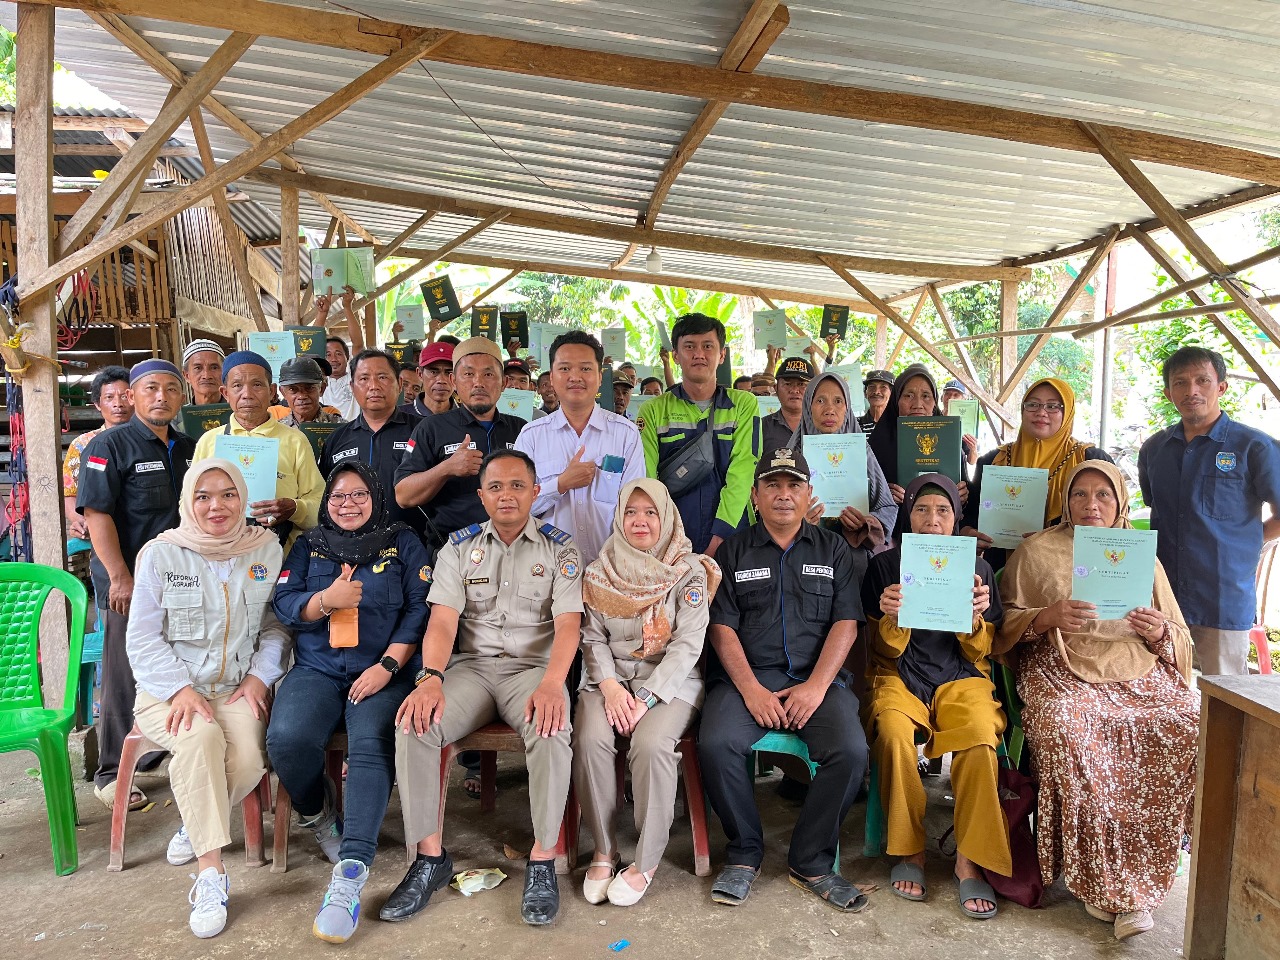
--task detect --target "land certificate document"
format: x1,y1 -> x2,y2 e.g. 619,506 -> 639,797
977,466 -> 1049,549
213,435 -> 280,516
806,433 -> 869,513
1071,527 -> 1158,619
899,533 -> 977,633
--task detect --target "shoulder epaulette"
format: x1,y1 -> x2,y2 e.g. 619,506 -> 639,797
449,523 -> 484,545
538,522 -> 572,545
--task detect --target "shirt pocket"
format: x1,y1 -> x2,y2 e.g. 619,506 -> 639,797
802,578 -> 834,623
737,585 -> 774,616
516,581 -> 553,622
593,468 -> 624,505
306,558 -> 340,593
132,472 -> 173,515
463,582 -> 499,618
162,590 -> 207,650
244,584 -> 274,636
1198,468 -> 1249,521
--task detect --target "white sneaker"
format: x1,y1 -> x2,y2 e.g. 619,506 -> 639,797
188,867 -> 229,939
167,825 -> 195,865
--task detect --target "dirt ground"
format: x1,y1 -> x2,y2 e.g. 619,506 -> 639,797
0,746 -> 1188,960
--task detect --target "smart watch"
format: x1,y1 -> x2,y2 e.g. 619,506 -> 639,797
414,666 -> 445,686
379,656 -> 400,675
636,686 -> 658,709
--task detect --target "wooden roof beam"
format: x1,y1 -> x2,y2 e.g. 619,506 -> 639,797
35,0 -> 1280,186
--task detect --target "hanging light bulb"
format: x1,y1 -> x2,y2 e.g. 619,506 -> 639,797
646,246 -> 663,273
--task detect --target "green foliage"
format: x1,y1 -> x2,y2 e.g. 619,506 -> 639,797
1254,206 -> 1280,249
512,273 -> 628,329
0,27 -> 72,106
629,287 -> 740,365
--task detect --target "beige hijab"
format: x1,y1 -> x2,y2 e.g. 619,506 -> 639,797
582,478 -> 722,658
152,457 -> 277,562
995,460 -> 1192,684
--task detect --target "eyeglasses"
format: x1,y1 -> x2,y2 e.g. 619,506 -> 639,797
1021,401 -> 1065,413
327,491 -> 371,505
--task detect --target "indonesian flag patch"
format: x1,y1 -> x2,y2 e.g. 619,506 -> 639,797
406,438 -> 416,453
86,455 -> 107,472
277,570 -> 290,584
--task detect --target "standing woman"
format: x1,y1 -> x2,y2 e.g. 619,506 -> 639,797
126,458 -> 289,939
961,377 -> 1112,571
269,460 -> 431,944
574,478 -> 721,906
867,363 -> 967,506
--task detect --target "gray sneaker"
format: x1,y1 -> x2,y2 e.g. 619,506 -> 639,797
297,777 -> 342,864
313,859 -> 368,943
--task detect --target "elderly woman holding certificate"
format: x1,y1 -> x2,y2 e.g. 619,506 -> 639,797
961,377 -> 1112,571
995,461 -> 1198,942
860,473 -> 1008,919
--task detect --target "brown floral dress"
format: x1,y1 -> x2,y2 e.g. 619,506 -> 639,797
1016,634 -> 1199,914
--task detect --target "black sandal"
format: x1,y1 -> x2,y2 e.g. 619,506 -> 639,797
788,870 -> 870,912
711,865 -> 758,906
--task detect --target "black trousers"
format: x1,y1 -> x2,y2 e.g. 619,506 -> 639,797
697,669 -> 867,876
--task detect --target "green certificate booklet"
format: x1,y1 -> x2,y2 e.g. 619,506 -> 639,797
821,304 -> 849,339
897,416 -> 962,483
1071,527 -> 1158,620
806,433 -> 869,513
496,387 -> 535,422
977,466 -> 1049,549
898,533 -> 976,633
247,331 -> 296,380
297,421 -> 342,460
949,399 -> 980,439
753,309 -> 787,350
180,403 -> 232,436
213,435 -> 280,516
311,246 -> 375,296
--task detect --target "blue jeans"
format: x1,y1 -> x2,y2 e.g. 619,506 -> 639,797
267,665 -> 414,866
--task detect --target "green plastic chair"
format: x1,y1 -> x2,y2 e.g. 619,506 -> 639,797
750,730 -> 839,871
0,563 -> 88,876
1131,517 -> 1151,531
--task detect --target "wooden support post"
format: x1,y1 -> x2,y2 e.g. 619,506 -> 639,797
998,227 -> 1119,403
874,314 -> 887,368
928,284 -> 1002,439
459,267 -> 524,314
15,3 -> 68,708
886,332 -> 907,368
1127,228 -> 1280,402
376,210 -> 437,265
188,107 -> 268,331
280,186 -> 300,327
999,279 -> 1018,395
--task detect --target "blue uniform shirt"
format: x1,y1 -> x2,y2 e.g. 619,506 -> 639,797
272,528 -> 431,684
1138,412 -> 1280,630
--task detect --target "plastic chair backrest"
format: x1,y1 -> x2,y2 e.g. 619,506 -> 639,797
1130,518 -> 1151,530
0,563 -> 88,718
751,730 -> 817,777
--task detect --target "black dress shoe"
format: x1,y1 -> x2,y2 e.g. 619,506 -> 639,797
379,853 -> 454,922
521,859 -> 559,925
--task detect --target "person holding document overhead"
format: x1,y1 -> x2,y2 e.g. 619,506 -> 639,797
860,474 -> 1007,919
994,461 -> 1197,942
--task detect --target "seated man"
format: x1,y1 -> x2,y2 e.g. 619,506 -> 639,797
385,449 -> 583,926
697,447 -> 869,912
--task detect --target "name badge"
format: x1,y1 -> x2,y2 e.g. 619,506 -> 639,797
735,567 -> 771,583
393,441 -> 410,451
135,460 -> 165,474
803,564 -> 834,578
465,577 -> 490,585
331,447 -> 359,463
443,441 -> 478,455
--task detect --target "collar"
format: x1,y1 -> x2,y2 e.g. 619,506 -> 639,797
353,407 -> 413,434
1161,410 -> 1232,445
671,382 -> 733,411
546,404 -> 608,434
748,519 -> 816,549
226,415 -> 286,437
478,516 -> 541,546
126,415 -> 176,445
457,405 -> 500,429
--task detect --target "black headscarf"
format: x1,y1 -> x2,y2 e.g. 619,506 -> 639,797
890,472 -> 962,542
866,363 -> 940,486
305,460 -> 409,566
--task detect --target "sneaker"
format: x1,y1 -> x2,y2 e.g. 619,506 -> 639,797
298,777 -> 343,863
188,867 -> 229,939
167,824 -> 195,866
313,859 -> 369,944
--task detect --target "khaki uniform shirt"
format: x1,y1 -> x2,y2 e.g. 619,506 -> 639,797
429,517 -> 583,662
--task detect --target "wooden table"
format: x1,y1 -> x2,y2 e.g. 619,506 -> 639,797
1185,675 -> 1280,959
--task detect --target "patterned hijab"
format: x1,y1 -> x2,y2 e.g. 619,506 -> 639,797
583,478 -> 722,658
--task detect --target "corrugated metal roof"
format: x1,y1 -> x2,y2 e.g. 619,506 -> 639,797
5,3 -> 1278,300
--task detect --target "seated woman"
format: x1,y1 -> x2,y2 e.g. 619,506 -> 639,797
574,478 -> 721,906
860,473 -> 1009,919
268,461 -> 431,944
995,461 -> 1198,941
126,458 -> 289,939
961,377 -> 1112,571
867,363 -> 968,506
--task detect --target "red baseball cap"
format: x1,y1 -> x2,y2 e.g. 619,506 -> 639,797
418,341 -> 455,368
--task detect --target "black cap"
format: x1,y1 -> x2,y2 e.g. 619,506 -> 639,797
277,356 -> 326,386
503,358 -> 531,376
864,368 -> 895,387
754,446 -> 811,483
776,357 -> 816,381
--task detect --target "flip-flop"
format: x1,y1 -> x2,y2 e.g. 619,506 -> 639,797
94,780 -> 147,811
788,871 -> 870,913
711,865 -> 758,906
463,776 -> 482,800
890,861 -> 927,901
955,874 -> 998,919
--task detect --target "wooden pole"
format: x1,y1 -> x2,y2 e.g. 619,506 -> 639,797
999,279 -> 1018,396
928,283 -> 1002,439
874,314 -> 887,368
280,186 -> 300,327
459,267 -> 524,314
15,3 -> 69,708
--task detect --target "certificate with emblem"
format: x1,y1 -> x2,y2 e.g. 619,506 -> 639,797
180,402 -> 232,437
898,533 -> 976,633
1071,526 -> 1158,620
897,416 -> 962,483
977,465 -> 1049,549
805,433 -> 869,513
298,421 -> 342,459
213,435 -> 280,515
601,327 -> 627,362
755,395 -> 781,417
949,399 -> 980,439
753,309 -> 787,350
496,388 -> 535,422
824,363 -> 864,415
246,331 -> 296,380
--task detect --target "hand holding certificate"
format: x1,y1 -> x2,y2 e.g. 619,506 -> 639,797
213,435 -> 280,517
1071,527 -> 1158,620
898,534 -> 977,633
805,433 -> 869,513
977,466 -> 1049,549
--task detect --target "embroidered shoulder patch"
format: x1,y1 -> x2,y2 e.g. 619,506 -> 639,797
449,523 -> 484,545
419,564 -> 432,583
249,563 -> 268,582
539,522 -> 571,545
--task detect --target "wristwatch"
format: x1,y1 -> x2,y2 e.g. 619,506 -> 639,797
414,667 -> 445,686
379,656 -> 399,675
635,686 -> 658,709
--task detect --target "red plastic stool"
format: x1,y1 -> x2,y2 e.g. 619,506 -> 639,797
1250,626 -> 1274,674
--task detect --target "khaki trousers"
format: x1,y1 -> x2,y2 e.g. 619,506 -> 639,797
572,690 -> 697,874
396,657 -> 572,850
1188,625 -> 1251,676
133,689 -> 267,858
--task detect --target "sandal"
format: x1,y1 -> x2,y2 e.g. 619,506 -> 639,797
788,871 -> 870,913
711,865 -> 758,906
1084,903 -> 1115,923
582,855 -> 620,905
955,874 -> 998,920
889,861 -> 927,901
463,772 -> 482,801
94,780 -> 147,811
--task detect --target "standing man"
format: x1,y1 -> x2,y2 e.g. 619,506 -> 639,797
64,365 -> 134,540
616,362 -> 638,387
320,349 -> 424,540
941,379 -> 978,466
697,447 -> 869,911
182,339 -> 225,407
1138,346 -> 1280,675
402,342 -> 455,419
273,357 -> 345,427
398,364 -> 423,409
637,313 -> 760,556
613,377 -> 635,418
77,359 -> 197,810
395,337 -> 528,557
384,450 -> 582,927
859,369 -> 895,432
515,330 -> 644,563
760,357 -> 814,453
535,371 -> 559,414
750,374 -> 777,397
192,351 -> 324,549
315,286 -> 366,421
504,358 -> 534,392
